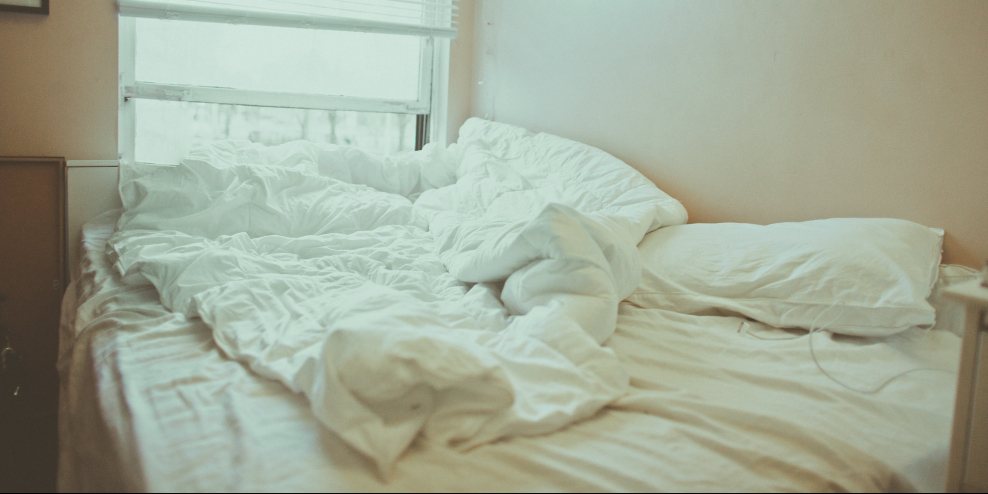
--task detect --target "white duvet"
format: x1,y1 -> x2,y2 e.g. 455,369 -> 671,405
106,118 -> 688,475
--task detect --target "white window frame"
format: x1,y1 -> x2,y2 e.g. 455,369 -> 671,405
118,6 -> 452,163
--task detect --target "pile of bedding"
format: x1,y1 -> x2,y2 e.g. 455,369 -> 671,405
105,118 -> 688,475
59,117 -> 972,491
61,211 -> 964,492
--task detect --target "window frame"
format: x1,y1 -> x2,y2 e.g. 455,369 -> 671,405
118,15 -> 449,163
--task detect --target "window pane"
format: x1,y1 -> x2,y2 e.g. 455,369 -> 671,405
135,18 -> 422,101
135,100 -> 418,165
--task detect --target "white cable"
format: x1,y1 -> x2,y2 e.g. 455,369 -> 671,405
740,304 -> 956,394
738,321 -> 801,341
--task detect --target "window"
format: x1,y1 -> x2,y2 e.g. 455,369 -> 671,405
118,0 -> 457,164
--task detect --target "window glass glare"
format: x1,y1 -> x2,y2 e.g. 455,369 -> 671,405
135,18 -> 422,101
135,100 -> 418,165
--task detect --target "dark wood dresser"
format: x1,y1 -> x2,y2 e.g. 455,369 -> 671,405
0,157 -> 65,493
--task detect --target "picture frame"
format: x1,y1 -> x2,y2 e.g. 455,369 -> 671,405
0,0 -> 49,15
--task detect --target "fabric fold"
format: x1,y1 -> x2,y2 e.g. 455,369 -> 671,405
107,118 -> 687,476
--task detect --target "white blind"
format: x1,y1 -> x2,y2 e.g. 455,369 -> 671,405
118,0 -> 457,38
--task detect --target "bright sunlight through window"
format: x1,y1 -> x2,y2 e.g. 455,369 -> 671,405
119,0 -> 456,164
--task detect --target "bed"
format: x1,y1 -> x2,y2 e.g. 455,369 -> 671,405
58,119 -> 967,492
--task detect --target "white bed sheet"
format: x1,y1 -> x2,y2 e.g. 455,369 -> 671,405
59,213 -> 962,492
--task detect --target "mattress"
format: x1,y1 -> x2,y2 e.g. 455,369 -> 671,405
59,212 -> 962,492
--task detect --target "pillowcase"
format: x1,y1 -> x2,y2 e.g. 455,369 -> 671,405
627,218 -> 944,337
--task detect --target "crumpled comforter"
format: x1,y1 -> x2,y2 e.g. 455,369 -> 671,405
106,118 -> 687,476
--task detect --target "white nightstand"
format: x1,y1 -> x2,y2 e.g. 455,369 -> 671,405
945,277 -> 988,493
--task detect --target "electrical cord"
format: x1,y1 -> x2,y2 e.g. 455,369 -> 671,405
740,304 -> 957,395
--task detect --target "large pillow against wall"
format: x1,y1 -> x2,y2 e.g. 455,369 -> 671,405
453,118 -> 689,233
627,218 -> 944,337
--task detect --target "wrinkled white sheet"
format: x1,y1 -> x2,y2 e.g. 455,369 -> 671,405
59,216 -> 962,492
104,118 -> 688,474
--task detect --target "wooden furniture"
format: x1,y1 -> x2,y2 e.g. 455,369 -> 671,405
0,156 -> 65,492
945,277 -> 988,493
0,0 -> 48,15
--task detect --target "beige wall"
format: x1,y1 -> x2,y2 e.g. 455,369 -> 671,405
471,0 -> 988,267
0,0 -> 119,160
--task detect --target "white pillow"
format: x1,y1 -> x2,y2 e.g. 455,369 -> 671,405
627,218 -> 944,337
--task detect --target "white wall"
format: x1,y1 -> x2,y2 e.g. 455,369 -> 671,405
471,0 -> 988,267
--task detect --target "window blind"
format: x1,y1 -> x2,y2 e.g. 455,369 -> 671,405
118,0 -> 458,38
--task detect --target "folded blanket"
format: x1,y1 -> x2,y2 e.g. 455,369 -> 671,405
107,118 -> 687,476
